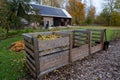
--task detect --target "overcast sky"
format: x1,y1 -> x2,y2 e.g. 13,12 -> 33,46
92,0 -> 105,15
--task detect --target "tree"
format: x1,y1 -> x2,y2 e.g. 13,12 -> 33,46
0,0 -> 31,31
114,0 -> 120,10
86,6 -> 96,24
95,0 -> 120,26
67,0 -> 85,25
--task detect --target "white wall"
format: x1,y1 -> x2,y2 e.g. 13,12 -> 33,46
43,17 -> 53,27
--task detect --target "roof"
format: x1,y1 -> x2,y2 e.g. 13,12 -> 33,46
30,4 -> 72,18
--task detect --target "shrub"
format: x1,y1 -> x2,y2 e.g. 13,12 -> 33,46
0,27 -> 7,40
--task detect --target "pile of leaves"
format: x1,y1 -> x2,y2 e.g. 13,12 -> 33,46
37,34 -> 62,40
10,40 -> 24,52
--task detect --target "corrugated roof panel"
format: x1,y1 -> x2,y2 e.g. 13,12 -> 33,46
30,4 -> 72,18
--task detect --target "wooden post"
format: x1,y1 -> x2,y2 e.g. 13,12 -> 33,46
88,31 -> 92,55
100,29 -> 105,49
69,34 -> 73,62
72,30 -> 75,47
33,37 -> 40,80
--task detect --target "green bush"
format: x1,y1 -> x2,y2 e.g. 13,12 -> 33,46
0,27 -> 7,40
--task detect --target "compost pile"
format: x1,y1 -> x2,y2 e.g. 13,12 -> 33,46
37,34 -> 62,40
10,40 -> 24,52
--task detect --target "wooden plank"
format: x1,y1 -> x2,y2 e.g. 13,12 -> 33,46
26,52 -> 35,65
91,44 -> 102,54
74,34 -> 87,38
74,38 -> 88,42
54,32 -> 71,37
24,40 -> 34,50
33,37 -> 40,80
38,37 -> 69,51
88,29 -> 105,32
39,62 -> 67,77
74,40 -> 88,45
23,34 -> 33,43
100,30 -> 105,48
92,36 -> 101,39
39,50 -> 69,72
92,32 -> 101,35
26,58 -> 36,72
25,63 -> 36,78
69,34 -> 73,62
74,30 -> 87,33
92,39 -> 101,42
39,46 -> 69,56
25,46 -> 34,58
88,31 -> 92,54
71,44 -> 89,62
30,32 -> 52,37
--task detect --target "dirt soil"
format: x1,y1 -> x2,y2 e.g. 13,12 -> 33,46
23,40 -> 120,80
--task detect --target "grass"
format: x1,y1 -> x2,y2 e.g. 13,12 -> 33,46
0,36 -> 25,80
0,26 -> 120,80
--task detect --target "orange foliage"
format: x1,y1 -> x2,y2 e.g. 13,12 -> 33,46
67,0 -> 85,25
10,40 -> 24,52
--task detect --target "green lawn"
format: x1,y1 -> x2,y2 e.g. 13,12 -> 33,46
0,36 -> 25,80
0,26 -> 120,80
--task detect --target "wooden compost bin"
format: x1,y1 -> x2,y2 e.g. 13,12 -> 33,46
23,31 -> 71,79
23,29 -> 105,80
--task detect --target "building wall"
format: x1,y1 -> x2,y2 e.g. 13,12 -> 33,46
43,17 -> 53,27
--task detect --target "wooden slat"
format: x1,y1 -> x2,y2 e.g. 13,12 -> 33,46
26,58 -> 36,72
69,34 -> 73,62
74,38 -> 88,42
25,46 -> 34,58
39,63 -> 67,77
92,39 -> 101,42
91,44 -> 102,54
74,42 -> 87,46
39,47 -> 69,56
33,37 -> 40,80
71,44 -> 89,62
88,29 -> 105,32
26,52 -> 35,65
23,34 -> 33,43
38,37 -> 69,51
92,36 -> 101,39
92,32 -> 101,35
30,32 -> 52,37
24,40 -> 34,50
88,31 -> 92,54
74,34 -> 87,38
74,30 -> 87,33
25,63 -> 36,78
39,50 -> 69,72
54,32 -> 71,37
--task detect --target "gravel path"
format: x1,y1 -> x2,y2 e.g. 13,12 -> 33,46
41,40 -> 120,80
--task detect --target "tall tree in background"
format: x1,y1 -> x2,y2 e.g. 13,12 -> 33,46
67,0 -> 85,25
86,6 -> 96,24
114,0 -> 120,10
0,0 -> 2,8
41,0 -> 63,8
95,0 -> 120,26
0,0 -> 31,32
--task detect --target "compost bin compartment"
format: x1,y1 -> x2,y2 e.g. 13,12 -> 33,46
23,31 -> 71,79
